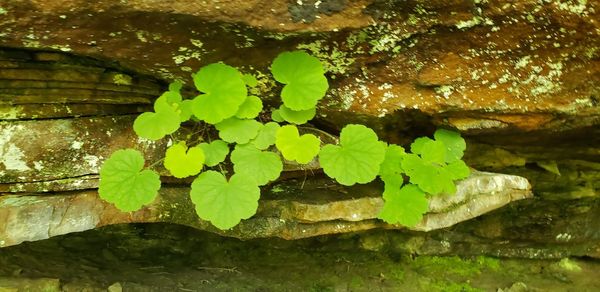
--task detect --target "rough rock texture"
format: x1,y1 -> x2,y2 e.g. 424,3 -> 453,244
0,171 -> 531,247
0,0 -> 598,258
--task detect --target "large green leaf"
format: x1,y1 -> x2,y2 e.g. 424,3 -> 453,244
99,149 -> 161,212
190,170 -> 260,230
215,118 -> 262,144
275,125 -> 321,164
251,122 -> 280,150
163,142 -> 205,178
434,129 -> 466,163
378,183 -> 428,227
271,51 -> 328,111
231,144 -> 282,186
235,95 -> 263,119
277,105 -> 316,124
319,124 -> 386,186
191,63 -> 248,124
198,140 -> 229,167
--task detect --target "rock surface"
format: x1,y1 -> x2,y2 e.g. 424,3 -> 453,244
0,0 -> 598,259
0,171 -> 531,247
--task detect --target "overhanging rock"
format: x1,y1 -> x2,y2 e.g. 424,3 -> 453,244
0,171 -> 531,247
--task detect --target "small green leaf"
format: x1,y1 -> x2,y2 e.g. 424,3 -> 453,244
99,149 -> 161,212
434,129 -> 466,163
164,143 -> 205,178
191,63 -> 247,124
252,122 -> 280,150
420,140 -> 447,164
198,140 -> 229,167
278,105 -> 316,124
156,91 -> 182,109
242,73 -> 258,87
168,80 -> 183,92
319,124 -> 386,186
271,51 -> 328,111
379,144 -> 407,182
133,110 -> 180,140
190,170 -> 260,230
446,159 -> 471,180
178,99 -> 194,122
401,154 -> 456,195
275,125 -> 321,164
378,184 -> 428,227
231,144 -> 283,186
410,136 -> 433,155
235,95 -> 263,119
215,118 -> 262,144
271,109 -> 284,122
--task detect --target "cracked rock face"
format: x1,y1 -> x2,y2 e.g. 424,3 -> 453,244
0,0 -> 598,259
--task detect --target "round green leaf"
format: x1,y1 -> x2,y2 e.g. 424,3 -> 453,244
275,125 -> 321,164
271,109 -> 284,122
99,149 -> 161,212
242,73 -> 258,87
178,99 -> 194,122
318,124 -> 386,186
133,110 -> 180,141
278,105 -> 316,124
168,80 -> 183,92
401,154 -> 456,195
154,85 -> 193,122
271,51 -> 328,111
410,136 -> 433,155
215,118 -> 262,144
155,92 -> 181,112
434,129 -> 466,163
231,144 -> 283,186
235,95 -> 263,119
379,144 -> 407,182
198,140 -> 229,167
420,140 -> 447,165
378,184 -> 428,227
190,170 -> 260,230
191,63 -> 247,124
164,143 -> 205,178
445,159 -> 471,180
251,122 -> 280,150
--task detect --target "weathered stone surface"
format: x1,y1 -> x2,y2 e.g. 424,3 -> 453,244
0,171 -> 531,247
0,0 -> 597,133
0,277 -> 60,292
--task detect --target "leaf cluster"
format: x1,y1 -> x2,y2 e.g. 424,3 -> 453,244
99,50 -> 471,231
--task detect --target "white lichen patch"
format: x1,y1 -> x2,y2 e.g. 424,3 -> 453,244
112,73 -> 132,85
172,42 -> 208,65
0,125 -> 30,171
0,105 -> 21,119
296,40 -> 356,76
33,161 -> 44,171
554,0 -> 589,15
71,141 -> 83,150
83,155 -> 100,169
455,16 -> 494,29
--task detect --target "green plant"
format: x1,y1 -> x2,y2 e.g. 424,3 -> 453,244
98,50 -> 470,230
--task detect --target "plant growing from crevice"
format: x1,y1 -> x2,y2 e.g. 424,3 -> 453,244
98,50 -> 470,230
